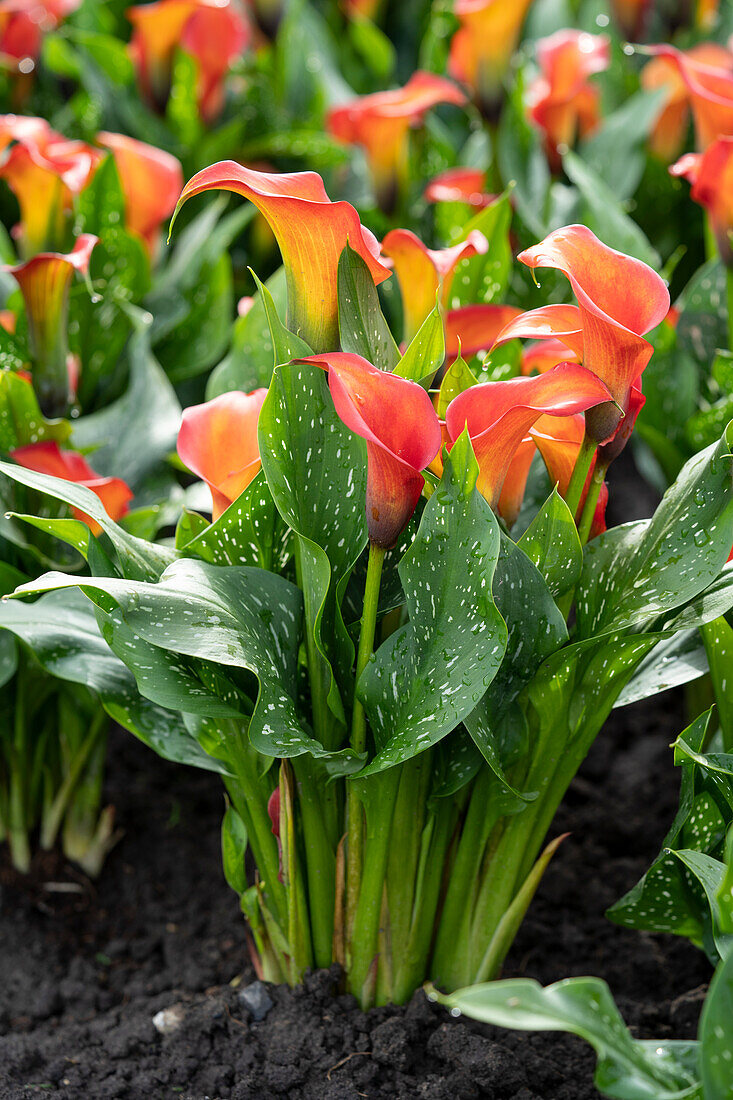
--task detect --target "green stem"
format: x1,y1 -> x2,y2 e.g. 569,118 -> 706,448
41,708 -> 107,852
576,460 -> 608,547
564,434 -> 596,521
292,756 -> 336,969
8,657 -> 30,873
293,539 -> 333,751
726,266 -> 733,353
346,542 -> 385,938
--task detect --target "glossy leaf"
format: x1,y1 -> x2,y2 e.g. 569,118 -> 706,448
518,489 -> 582,599
337,243 -> 400,371
178,471 -> 287,573
207,268 -> 286,399
437,353 -> 477,419
221,801 -> 249,897
358,432 -> 507,775
394,301 -> 445,385
0,372 -> 72,452
615,630 -> 708,709
700,952 -> 733,1099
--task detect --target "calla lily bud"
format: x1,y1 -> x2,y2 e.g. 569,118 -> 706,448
646,44 -> 733,151
327,72 -> 466,213
671,138 -> 733,267
173,163 -> 391,352
4,234 -> 98,417
449,0 -> 534,119
177,389 -> 268,521
10,441 -> 133,533
298,353 -> 442,548
424,167 -> 494,209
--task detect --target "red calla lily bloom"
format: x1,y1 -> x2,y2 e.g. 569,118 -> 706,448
672,137 -> 733,266
521,336 -> 581,375
10,441 -> 133,534
449,0 -> 534,117
127,0 -> 250,122
527,30 -> 610,171
96,132 -> 183,251
641,44 -> 733,162
0,0 -> 80,69
177,389 -> 268,522
381,227 -> 488,344
646,44 -> 733,150
298,352 -> 442,548
174,162 -> 390,352
327,72 -> 465,212
492,225 -> 669,441
0,116 -> 99,255
5,234 -> 98,416
445,304 -> 522,360
424,167 -> 494,209
444,363 -> 611,509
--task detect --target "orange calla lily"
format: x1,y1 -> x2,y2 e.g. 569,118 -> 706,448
424,167 -> 494,209
444,363 -> 612,509
0,116 -> 99,255
495,435 -> 536,528
127,0 -> 250,122
449,0 -> 534,117
445,304 -> 522,360
0,0 -> 80,70
531,413 -> 608,537
672,137 -> 733,266
10,441 -> 133,534
5,234 -> 98,416
493,225 -> 669,440
381,227 -> 488,343
96,131 -> 183,251
527,30 -> 610,171
646,44 -> 733,150
177,389 -> 268,522
327,71 -> 466,212
521,336 -> 581,375
173,162 -> 390,352
299,352 -> 442,548
641,44 -> 733,162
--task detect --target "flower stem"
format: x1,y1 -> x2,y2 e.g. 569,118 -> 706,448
576,460 -> 608,546
564,434 -> 596,521
346,542 -> 385,939
726,266 -> 733,353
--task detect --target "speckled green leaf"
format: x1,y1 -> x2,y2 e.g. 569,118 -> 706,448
207,268 -> 287,399
338,243 -> 399,371
577,423 -> 733,639
0,371 -> 72,451
449,191 -> 512,307
614,630 -> 708,709
394,302 -> 444,385
431,977 -> 700,1100
358,432 -> 507,775
437,353 -> 477,419
518,489 -> 582,599
700,951 -> 733,1098
251,269 -> 313,364
702,618 -> 733,752
0,459 -> 175,580
259,359 -> 368,727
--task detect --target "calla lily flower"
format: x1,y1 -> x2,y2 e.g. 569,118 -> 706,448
641,45 -> 733,162
448,0 -> 534,117
424,167 -> 494,209
445,304 -> 522,360
173,162 -> 391,352
5,234 -> 98,416
492,225 -> 669,441
521,336 -> 581,375
532,414 -> 608,537
527,30 -> 610,171
96,132 -> 183,252
646,44 -> 733,150
10,441 -> 133,534
327,72 -> 466,213
672,137 -> 733,266
381,228 -> 488,344
0,0 -> 80,70
0,116 -> 99,255
444,363 -> 612,509
177,389 -> 268,522
610,0 -> 650,38
298,352 -> 442,548
127,0 -> 250,122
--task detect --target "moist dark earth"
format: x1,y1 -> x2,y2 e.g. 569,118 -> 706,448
0,459 -> 712,1100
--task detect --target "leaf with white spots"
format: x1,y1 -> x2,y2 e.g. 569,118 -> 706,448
259,359 -> 368,726
358,432 -> 507,775
518,489 -> 582,600
577,422 -> 733,639
338,242 -> 400,371
700,951 -> 733,1098
431,976 -> 701,1099
393,302 -> 445,386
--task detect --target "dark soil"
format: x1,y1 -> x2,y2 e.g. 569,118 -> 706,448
0,456 -> 710,1099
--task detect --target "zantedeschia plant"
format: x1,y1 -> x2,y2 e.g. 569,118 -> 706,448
4,151 -> 733,1012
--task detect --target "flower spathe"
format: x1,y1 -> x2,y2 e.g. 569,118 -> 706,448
10,441 -> 133,534
494,225 -> 669,440
646,44 -> 733,151
672,137 -> 733,267
173,162 -> 391,352
449,0 -> 534,117
444,363 -> 612,509
298,352 -> 442,548
424,167 -> 493,209
527,30 -> 610,171
445,304 -> 522,360
127,0 -> 250,122
177,389 -> 268,522
0,0 -> 80,69
531,413 -> 608,537
327,71 -> 466,212
96,132 -> 183,251
5,234 -> 98,416
641,44 -> 733,163
381,227 -> 488,344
